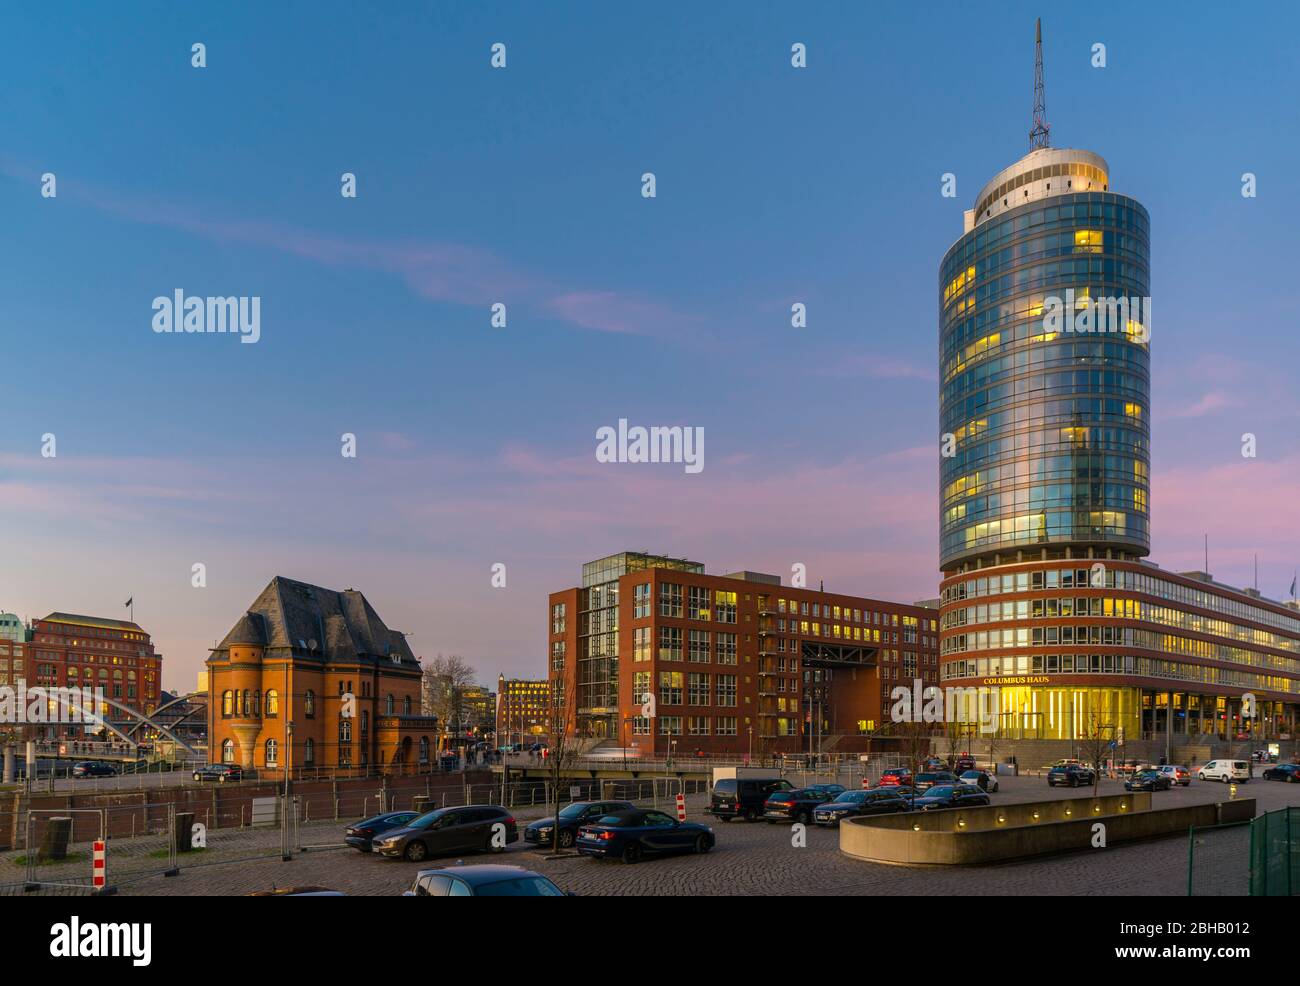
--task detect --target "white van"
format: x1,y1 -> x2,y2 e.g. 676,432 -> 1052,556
1197,760 -> 1250,783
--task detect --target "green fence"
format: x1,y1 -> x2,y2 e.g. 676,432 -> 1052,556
1249,806 -> 1300,896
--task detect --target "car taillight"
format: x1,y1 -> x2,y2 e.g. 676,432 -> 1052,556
357,828 -> 373,835
503,817 -> 515,826
599,831 -> 614,841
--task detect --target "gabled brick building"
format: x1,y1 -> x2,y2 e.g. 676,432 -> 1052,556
206,576 -> 437,775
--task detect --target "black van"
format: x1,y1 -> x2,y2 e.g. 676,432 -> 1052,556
710,776 -> 794,822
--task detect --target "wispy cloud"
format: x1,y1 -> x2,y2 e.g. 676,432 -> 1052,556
0,154 -> 697,339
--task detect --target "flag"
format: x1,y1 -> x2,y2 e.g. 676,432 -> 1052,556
124,597 -> 133,608
1291,576 -> 1297,599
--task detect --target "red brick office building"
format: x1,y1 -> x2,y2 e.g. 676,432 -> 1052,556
26,612 -> 162,738
548,552 -> 939,758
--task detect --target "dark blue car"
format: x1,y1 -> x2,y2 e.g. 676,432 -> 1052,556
345,810 -> 422,852
575,808 -> 715,864
524,800 -> 635,849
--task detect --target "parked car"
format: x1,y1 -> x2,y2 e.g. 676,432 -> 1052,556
1197,760 -> 1250,783
913,784 -> 991,811
1263,763 -> 1300,783
913,771 -> 958,793
959,769 -> 999,793
345,811 -> 423,852
192,763 -> 244,783
1251,750 -> 1278,763
763,787 -> 837,824
1047,764 -> 1096,787
710,776 -> 794,822
1125,769 -> 1172,792
922,757 -> 946,772
806,783 -> 847,798
813,788 -> 909,826
953,755 -> 977,773
372,805 -> 518,862
879,768 -> 913,787
71,761 -> 118,778
1155,765 -> 1191,787
523,800 -> 635,849
575,808 -> 714,863
403,864 -> 567,896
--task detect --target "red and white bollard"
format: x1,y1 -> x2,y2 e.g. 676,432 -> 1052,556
92,840 -> 106,890
675,792 -> 686,822
862,776 -> 871,789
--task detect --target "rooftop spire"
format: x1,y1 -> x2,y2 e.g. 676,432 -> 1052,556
1029,17 -> 1051,149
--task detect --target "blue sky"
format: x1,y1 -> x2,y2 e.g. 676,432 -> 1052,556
3,1 -> 1299,690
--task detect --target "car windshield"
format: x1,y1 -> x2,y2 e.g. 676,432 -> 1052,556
593,814 -> 634,827
960,771 -> 980,778
475,877 -> 565,896
410,810 -> 446,829
924,786 -> 955,798
834,791 -> 869,803
558,804 -> 588,819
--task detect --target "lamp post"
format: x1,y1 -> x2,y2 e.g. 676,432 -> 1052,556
283,720 -> 294,801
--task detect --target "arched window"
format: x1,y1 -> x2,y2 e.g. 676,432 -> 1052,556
304,738 -> 315,765
221,738 -> 235,763
241,689 -> 251,717
304,690 -> 316,718
404,695 -> 412,716
339,719 -> 352,743
419,736 -> 430,764
222,690 -> 234,717
252,689 -> 261,717
265,690 -> 279,717
360,710 -> 368,735
265,738 -> 278,766
386,694 -> 395,715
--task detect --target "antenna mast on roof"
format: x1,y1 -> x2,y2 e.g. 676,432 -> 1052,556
1029,18 -> 1051,149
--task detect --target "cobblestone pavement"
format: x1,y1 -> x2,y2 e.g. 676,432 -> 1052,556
109,774 -> 1300,896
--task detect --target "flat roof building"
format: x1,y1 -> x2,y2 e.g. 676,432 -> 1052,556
550,553 -> 938,758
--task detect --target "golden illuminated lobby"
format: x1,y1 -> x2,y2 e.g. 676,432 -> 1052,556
934,98 -> 1300,743
938,558 -> 1300,742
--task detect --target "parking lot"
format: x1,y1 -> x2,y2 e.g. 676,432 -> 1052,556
113,771 -> 1300,896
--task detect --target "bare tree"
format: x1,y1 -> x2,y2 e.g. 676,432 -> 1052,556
544,690 -> 580,856
421,654 -> 477,750
1078,713 -> 1115,797
898,718 -> 935,811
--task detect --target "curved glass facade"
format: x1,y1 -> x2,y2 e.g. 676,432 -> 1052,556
939,188 -> 1151,569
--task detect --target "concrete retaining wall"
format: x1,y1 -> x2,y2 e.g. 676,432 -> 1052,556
840,793 -> 1255,865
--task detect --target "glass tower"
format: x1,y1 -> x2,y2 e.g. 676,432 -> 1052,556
938,147 -> 1151,571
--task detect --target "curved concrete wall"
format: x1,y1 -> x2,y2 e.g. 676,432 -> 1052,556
840,794 -> 1254,865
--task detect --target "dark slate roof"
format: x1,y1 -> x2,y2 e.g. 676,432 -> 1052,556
223,612 -> 267,646
211,576 -> 417,666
